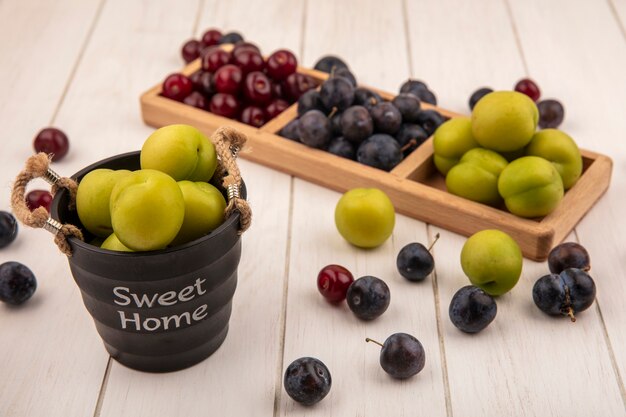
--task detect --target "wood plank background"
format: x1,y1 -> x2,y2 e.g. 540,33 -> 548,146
0,0 -> 624,416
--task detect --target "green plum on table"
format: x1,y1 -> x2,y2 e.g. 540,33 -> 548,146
140,124 -> 217,182
446,148 -> 508,206
471,91 -> 538,152
525,128 -> 582,190
335,188 -> 395,249
171,181 -> 227,246
498,156 -> 564,218
110,169 -> 185,251
461,229 -> 523,296
76,169 -> 132,237
433,117 -> 478,175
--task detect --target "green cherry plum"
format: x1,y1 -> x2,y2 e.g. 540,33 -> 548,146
432,117 -> 478,176
171,181 -> 227,246
110,169 -> 185,251
335,188 -> 395,248
140,124 -> 218,182
525,129 -> 582,190
498,156 -> 564,218
76,169 -> 132,237
101,233 -> 133,252
445,148 -> 508,206
460,229 -> 523,296
471,91 -> 538,152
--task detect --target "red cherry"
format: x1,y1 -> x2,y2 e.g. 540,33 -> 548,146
209,93 -> 240,119
232,49 -> 265,74
195,71 -> 215,96
162,73 -> 193,101
201,29 -> 222,48
265,99 -> 289,119
232,42 -> 261,56
266,49 -> 298,81
283,73 -> 317,101
514,78 -> 541,102
202,48 -> 231,72
214,64 -> 243,94
240,106 -> 266,127
243,72 -> 272,105
317,264 -> 354,303
189,71 -> 205,91
26,190 -> 53,213
181,39 -> 202,63
183,91 -> 208,110
33,128 -> 69,161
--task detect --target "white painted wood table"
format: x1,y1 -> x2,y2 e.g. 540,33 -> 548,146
1,0 -> 625,416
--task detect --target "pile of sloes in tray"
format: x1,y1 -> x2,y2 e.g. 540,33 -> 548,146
279,56 -> 446,172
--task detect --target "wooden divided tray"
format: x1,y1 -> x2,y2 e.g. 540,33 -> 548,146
140,60 -> 612,261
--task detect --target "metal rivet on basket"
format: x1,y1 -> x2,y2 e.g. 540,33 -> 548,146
43,167 -> 61,186
227,184 -> 240,201
42,217 -> 63,235
230,145 -> 240,158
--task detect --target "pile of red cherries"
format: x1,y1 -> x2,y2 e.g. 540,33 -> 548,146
162,28 -> 317,127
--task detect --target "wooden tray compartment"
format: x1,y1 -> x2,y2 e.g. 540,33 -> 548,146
140,60 -> 612,261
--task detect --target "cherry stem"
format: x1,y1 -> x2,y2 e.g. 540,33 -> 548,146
400,139 -> 417,153
328,107 -> 338,119
427,233 -> 441,252
365,338 -> 384,348
567,307 -> 577,323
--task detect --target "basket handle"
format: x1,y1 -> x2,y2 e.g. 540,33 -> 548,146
211,126 -> 252,234
10,153 -> 84,256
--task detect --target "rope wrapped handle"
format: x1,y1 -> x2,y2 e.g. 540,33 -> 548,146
10,125 -> 251,256
10,153 -> 83,256
212,126 -> 252,234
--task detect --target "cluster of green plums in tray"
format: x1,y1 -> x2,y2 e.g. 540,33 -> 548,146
434,90 -> 582,218
76,124 -> 226,252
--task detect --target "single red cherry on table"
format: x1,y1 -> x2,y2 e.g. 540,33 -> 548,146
317,264 -> 354,302
514,78 -> 541,102
33,128 -> 69,161
162,73 -> 193,101
266,49 -> 298,81
26,190 -> 53,213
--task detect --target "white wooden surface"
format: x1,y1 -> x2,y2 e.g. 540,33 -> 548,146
0,0 -> 625,416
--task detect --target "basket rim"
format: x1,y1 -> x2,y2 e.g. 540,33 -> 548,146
50,150 -> 247,257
